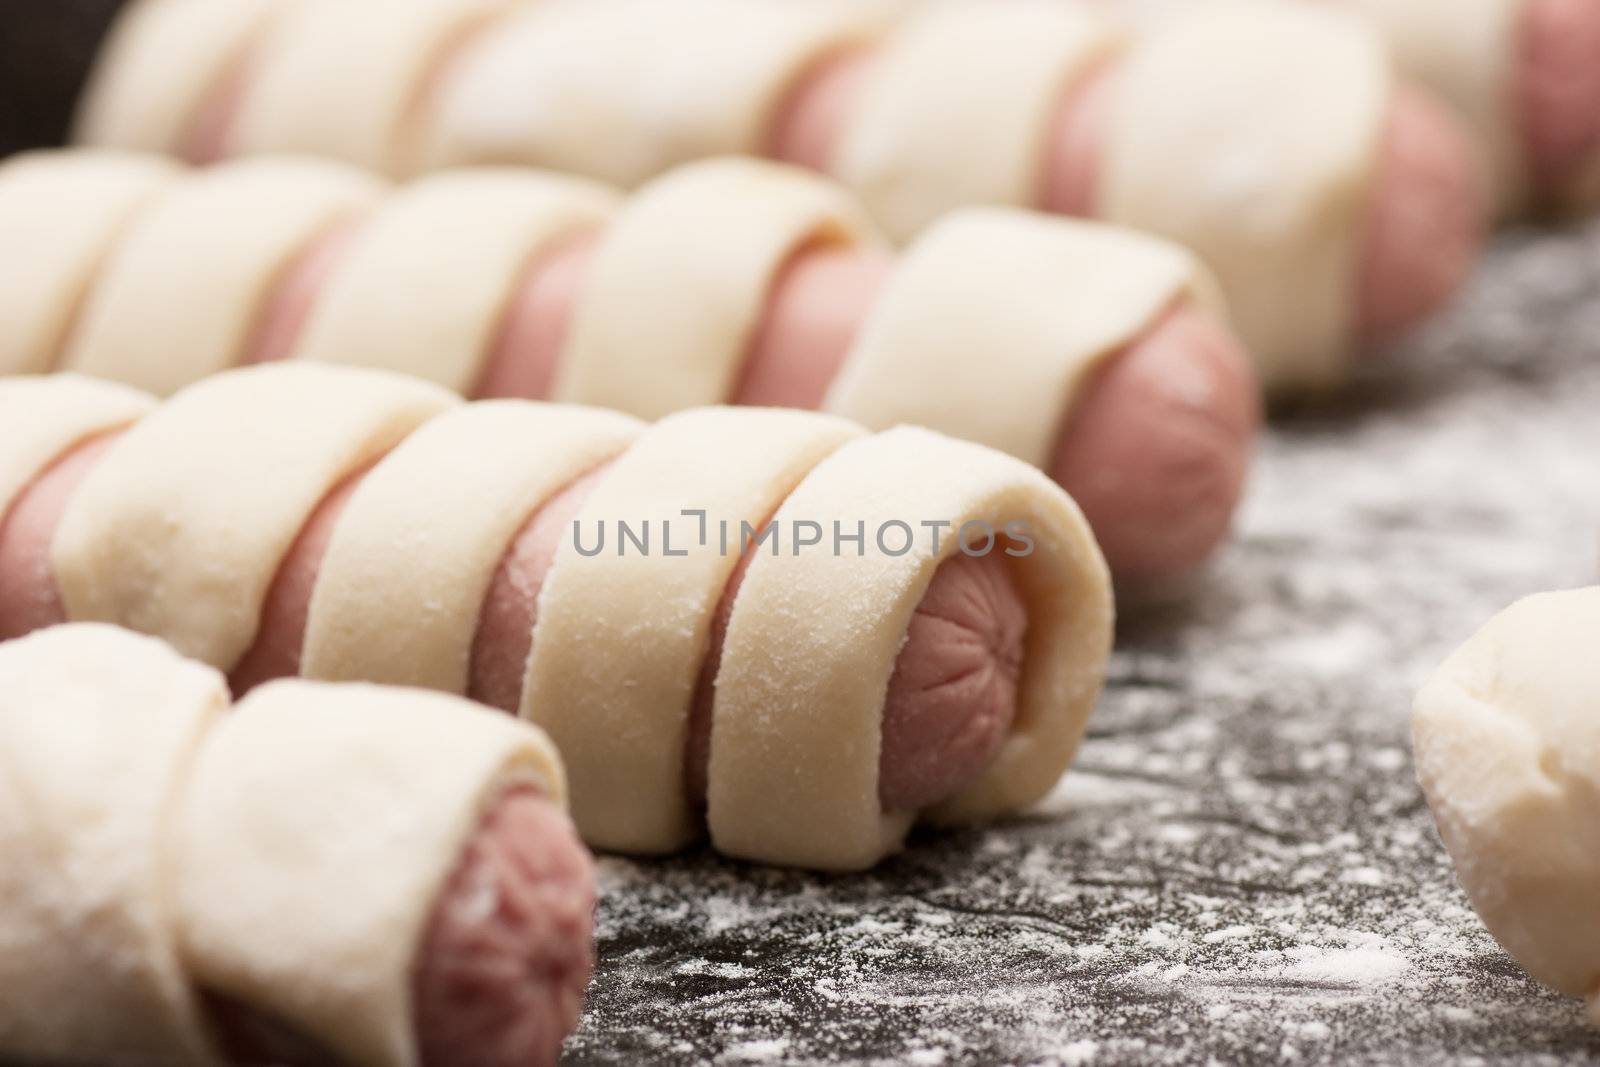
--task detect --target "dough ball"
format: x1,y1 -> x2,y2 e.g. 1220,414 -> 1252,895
1413,588 -> 1600,1023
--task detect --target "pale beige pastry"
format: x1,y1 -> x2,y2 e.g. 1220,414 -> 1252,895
523,406 -> 863,853
61,157 -> 386,395
73,0 -> 281,154
1414,588 -> 1600,1025
229,0 -> 513,176
420,0 -> 898,185
709,424 -> 1111,869
303,400 -> 642,693
0,151 -> 179,375
1344,0 -> 1529,214
833,0 -> 1121,241
554,157 -> 883,420
0,624 -> 229,1064
0,374 -> 154,526
292,168 -> 619,393
51,363 -> 455,670
826,208 -> 1220,469
1100,0 -> 1390,391
68,0 -> 1482,394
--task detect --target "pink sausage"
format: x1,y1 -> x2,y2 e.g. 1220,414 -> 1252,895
773,53 -> 1485,346
0,432 -> 118,642
206,788 -> 595,1067
467,466 -> 604,715
733,244 -> 893,411
180,60 -> 252,166
1519,0 -> 1600,202
410,787 -> 595,1067
175,10 -> 1483,308
1356,85 -> 1487,340
225,464 -> 370,694
680,522 -> 1026,813
243,220 -> 367,368
473,235 -> 597,403
1050,303 -> 1258,586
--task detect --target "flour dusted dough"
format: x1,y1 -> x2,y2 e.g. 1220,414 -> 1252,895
73,0 -> 282,153
826,208 -> 1218,468
1344,0 -> 1527,215
708,426 -> 1112,870
0,625 -> 229,1063
421,0 -> 895,185
62,158 -> 386,396
1413,588 -> 1600,1025
177,678 -> 566,1067
0,151 -> 179,375
303,400 -> 643,693
833,1 -> 1122,242
51,364 -> 456,671
230,0 -> 511,176
1099,0 -> 1390,393
0,375 -> 154,526
556,158 -> 883,420
293,169 -> 619,392
524,406 -> 861,853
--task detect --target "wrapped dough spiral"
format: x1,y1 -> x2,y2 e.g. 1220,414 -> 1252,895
1,364 -> 1113,869
0,622 -> 584,1067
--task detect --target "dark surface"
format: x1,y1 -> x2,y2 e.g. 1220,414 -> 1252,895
0,0 -> 126,157
565,225 -> 1600,1066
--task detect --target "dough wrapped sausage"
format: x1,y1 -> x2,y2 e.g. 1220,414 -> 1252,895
180,678 -> 570,1067
0,622 -> 593,1067
1413,588 -> 1600,1026
1338,0 -> 1600,218
1093,1 -> 1390,390
0,149 -> 1252,588
71,0 -> 1484,394
0,365 -> 1114,869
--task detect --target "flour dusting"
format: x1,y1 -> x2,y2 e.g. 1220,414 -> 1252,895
564,225 -> 1600,1064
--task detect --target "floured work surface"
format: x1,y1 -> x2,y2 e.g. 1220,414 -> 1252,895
568,223 -> 1600,1065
